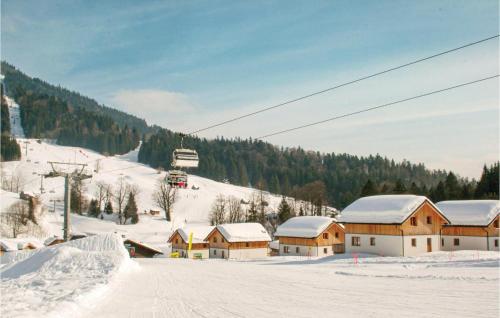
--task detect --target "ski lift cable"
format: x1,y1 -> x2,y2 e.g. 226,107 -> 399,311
256,75 -> 499,139
186,34 -> 499,136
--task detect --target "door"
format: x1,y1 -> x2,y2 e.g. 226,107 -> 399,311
427,238 -> 432,252
221,250 -> 225,258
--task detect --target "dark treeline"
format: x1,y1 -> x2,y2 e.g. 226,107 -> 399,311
361,162 -> 499,203
0,85 -> 21,161
1,61 -> 154,134
138,129 -> 481,208
13,87 -> 140,156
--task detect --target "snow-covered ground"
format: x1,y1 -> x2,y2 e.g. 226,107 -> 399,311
80,251 -> 499,318
1,234 -> 135,318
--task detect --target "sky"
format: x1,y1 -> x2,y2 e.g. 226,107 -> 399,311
1,0 -> 498,179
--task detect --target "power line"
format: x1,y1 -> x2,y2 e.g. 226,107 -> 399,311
256,75 -> 498,139
187,35 -> 499,136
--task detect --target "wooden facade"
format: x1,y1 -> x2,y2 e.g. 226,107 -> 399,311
343,201 -> 449,235
278,223 -> 345,246
205,228 -> 268,250
169,232 -> 208,250
442,215 -> 499,237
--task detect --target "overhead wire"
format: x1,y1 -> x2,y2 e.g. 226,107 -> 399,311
186,35 -> 499,136
256,75 -> 499,139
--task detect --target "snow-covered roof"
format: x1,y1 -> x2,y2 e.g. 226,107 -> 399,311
44,236 -> 63,246
213,223 -> 271,243
170,225 -> 214,244
339,195 -> 439,224
269,240 -> 279,250
436,200 -> 500,226
124,239 -> 163,254
274,216 -> 337,238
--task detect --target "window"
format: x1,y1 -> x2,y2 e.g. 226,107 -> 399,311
335,232 -> 339,239
411,238 -> 417,247
494,219 -> 499,228
426,216 -> 432,224
203,244 -> 207,248
323,233 -> 329,239
352,236 -> 360,246
283,246 -> 290,254
296,247 -> 300,253
213,237 -> 217,243
495,239 -> 498,247
213,249 -> 217,255
454,238 -> 460,246
245,242 -> 250,247
370,237 -> 376,246
323,247 -> 328,254
221,237 -> 225,243
410,217 -> 417,226
441,238 -> 444,247
175,239 -> 178,244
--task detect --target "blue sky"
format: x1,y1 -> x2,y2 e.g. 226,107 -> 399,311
1,0 -> 498,178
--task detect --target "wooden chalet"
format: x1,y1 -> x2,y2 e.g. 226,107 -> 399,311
204,223 -> 271,259
168,226 -> 213,259
123,239 -> 163,258
274,216 -> 345,257
339,195 -> 450,256
436,200 -> 499,251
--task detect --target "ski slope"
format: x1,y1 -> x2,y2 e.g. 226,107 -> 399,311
83,251 -> 499,318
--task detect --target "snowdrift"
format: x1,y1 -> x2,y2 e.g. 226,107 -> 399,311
1,234 -> 133,318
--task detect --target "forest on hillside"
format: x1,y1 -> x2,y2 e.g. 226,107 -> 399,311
0,85 -> 21,161
12,87 -> 140,156
1,61 -> 153,134
138,129 -> 498,208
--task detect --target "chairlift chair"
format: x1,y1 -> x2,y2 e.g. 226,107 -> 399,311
171,134 -> 199,168
165,170 -> 188,188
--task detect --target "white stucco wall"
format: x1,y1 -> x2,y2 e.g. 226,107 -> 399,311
403,235 -> 440,256
209,248 -> 228,259
171,248 -> 210,259
489,237 -> 499,251
228,248 -> 268,260
345,234 -> 403,257
278,244 -> 333,257
441,236 -> 490,251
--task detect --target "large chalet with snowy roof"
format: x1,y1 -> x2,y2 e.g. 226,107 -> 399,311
274,216 -> 345,257
168,225 -> 214,259
339,195 -> 450,256
437,200 -> 499,251
204,223 -> 271,259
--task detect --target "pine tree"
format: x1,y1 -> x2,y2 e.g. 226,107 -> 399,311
246,201 -> 258,222
409,182 -> 420,195
124,193 -> 138,224
360,179 -> 377,196
393,179 -> 407,194
431,181 -> 447,202
444,172 -> 461,199
269,174 -> 281,194
88,199 -> 100,218
104,201 -> 113,215
277,197 -> 292,224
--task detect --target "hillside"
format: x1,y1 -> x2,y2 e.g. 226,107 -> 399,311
139,129 -> 461,208
1,61 -> 152,134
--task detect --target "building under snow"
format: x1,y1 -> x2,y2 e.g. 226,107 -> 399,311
274,216 -> 345,257
339,195 -> 450,257
204,223 -> 271,259
168,225 -> 214,259
437,200 -> 499,251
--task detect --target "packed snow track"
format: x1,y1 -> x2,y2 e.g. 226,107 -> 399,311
83,251 -> 499,318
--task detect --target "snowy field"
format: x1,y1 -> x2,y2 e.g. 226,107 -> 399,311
2,237 -> 498,318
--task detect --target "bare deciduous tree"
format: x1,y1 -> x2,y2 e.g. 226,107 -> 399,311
1,201 -> 30,238
209,194 -> 226,225
115,177 -> 128,224
94,181 -> 108,212
152,179 -> 177,221
227,195 -> 244,223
